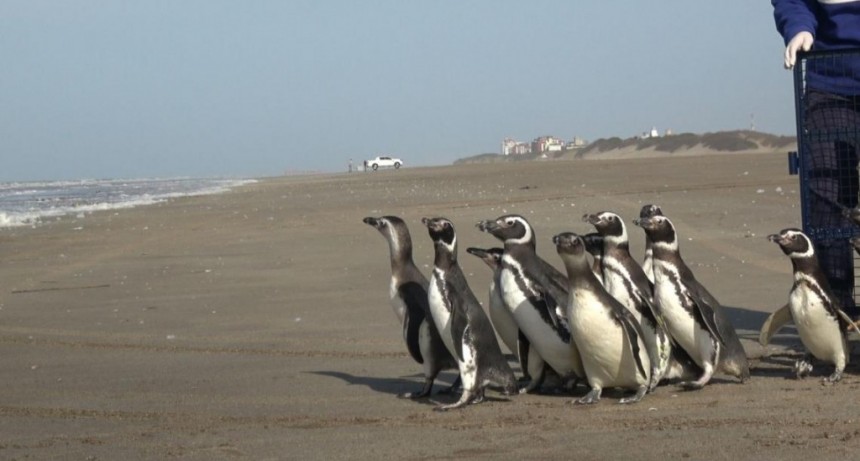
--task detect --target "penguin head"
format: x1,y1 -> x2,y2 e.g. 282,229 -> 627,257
768,228 -> 814,258
583,211 -> 627,242
477,214 -> 534,246
581,232 -> 604,258
633,215 -> 676,247
466,247 -> 504,270
363,215 -> 412,248
553,232 -> 585,256
639,204 -> 664,219
422,217 -> 457,251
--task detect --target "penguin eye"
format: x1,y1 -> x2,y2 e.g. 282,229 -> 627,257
443,221 -> 450,229
505,219 -> 515,227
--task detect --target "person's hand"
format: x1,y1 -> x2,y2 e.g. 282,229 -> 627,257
784,31 -> 814,69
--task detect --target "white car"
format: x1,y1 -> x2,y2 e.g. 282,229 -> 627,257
365,156 -> 403,171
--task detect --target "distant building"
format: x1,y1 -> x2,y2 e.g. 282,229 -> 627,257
531,136 -> 564,154
502,137 -> 531,155
640,127 -> 660,139
565,136 -> 587,149
503,134 -> 587,155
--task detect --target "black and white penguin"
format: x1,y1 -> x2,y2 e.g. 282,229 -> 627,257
582,232 -> 605,282
583,211 -> 673,389
422,217 -> 518,410
639,204 -> 664,284
465,247 -> 520,360
477,214 -> 585,393
553,232 -> 651,404
363,216 -> 458,398
768,228 -> 855,383
633,214 -> 750,389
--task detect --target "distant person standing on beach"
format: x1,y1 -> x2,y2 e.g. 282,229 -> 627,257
772,0 -> 860,316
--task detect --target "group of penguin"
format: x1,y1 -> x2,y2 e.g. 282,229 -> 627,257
364,204 -> 858,411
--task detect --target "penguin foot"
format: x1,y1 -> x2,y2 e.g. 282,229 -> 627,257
574,388 -> 601,405
794,358 -> 813,380
437,376 -> 462,395
822,369 -> 843,385
433,391 -> 474,412
679,363 -> 714,390
619,386 -> 648,404
397,391 -> 424,399
472,388 -> 486,404
678,380 -> 705,390
397,380 -> 434,399
518,377 -> 544,394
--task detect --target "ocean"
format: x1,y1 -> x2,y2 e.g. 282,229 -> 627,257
0,177 -> 257,229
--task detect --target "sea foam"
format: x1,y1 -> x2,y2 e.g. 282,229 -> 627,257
0,178 -> 257,229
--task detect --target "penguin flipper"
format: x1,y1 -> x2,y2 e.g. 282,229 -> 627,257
835,308 -> 860,337
688,283 -> 727,346
612,306 -> 648,380
448,286 -> 468,363
398,282 -> 428,364
758,303 -> 792,346
517,330 -> 531,379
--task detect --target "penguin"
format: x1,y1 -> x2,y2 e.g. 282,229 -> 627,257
768,228 -> 857,383
639,204 -> 664,284
582,232 -> 605,282
422,217 -> 518,410
584,211 -> 678,389
363,216 -> 459,398
465,247 -> 520,360
477,214 -> 585,393
633,214 -> 750,389
553,232 -> 651,404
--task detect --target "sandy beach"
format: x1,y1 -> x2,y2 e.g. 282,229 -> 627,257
2,152 -> 860,460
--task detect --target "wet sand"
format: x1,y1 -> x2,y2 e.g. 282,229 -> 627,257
1,153 -> 859,460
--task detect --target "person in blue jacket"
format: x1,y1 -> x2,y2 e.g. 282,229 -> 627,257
773,0 -> 860,317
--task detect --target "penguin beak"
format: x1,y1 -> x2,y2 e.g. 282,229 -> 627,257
363,217 -> 379,227
632,217 -> 648,228
583,213 -> 600,225
767,233 -> 785,244
476,219 -> 498,232
466,247 -> 486,258
421,217 -> 431,227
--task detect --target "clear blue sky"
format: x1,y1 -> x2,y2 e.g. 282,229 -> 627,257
1,1 -> 794,181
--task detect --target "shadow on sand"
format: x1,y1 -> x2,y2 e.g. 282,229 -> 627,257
723,304 -> 802,349
308,371 -> 463,405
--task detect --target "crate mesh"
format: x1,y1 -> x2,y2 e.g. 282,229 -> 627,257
794,49 -> 860,313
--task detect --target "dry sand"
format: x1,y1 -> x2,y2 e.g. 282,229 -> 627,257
1,153 -> 859,460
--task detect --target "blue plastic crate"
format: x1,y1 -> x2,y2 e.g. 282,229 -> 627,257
792,49 -> 860,308
794,49 -> 860,241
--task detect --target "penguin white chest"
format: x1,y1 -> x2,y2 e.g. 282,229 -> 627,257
427,270 -> 456,354
789,281 -> 846,364
569,289 -> 647,388
602,259 -> 638,319
498,262 -> 578,376
653,265 -> 713,366
389,278 -> 407,324
488,279 -> 519,356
